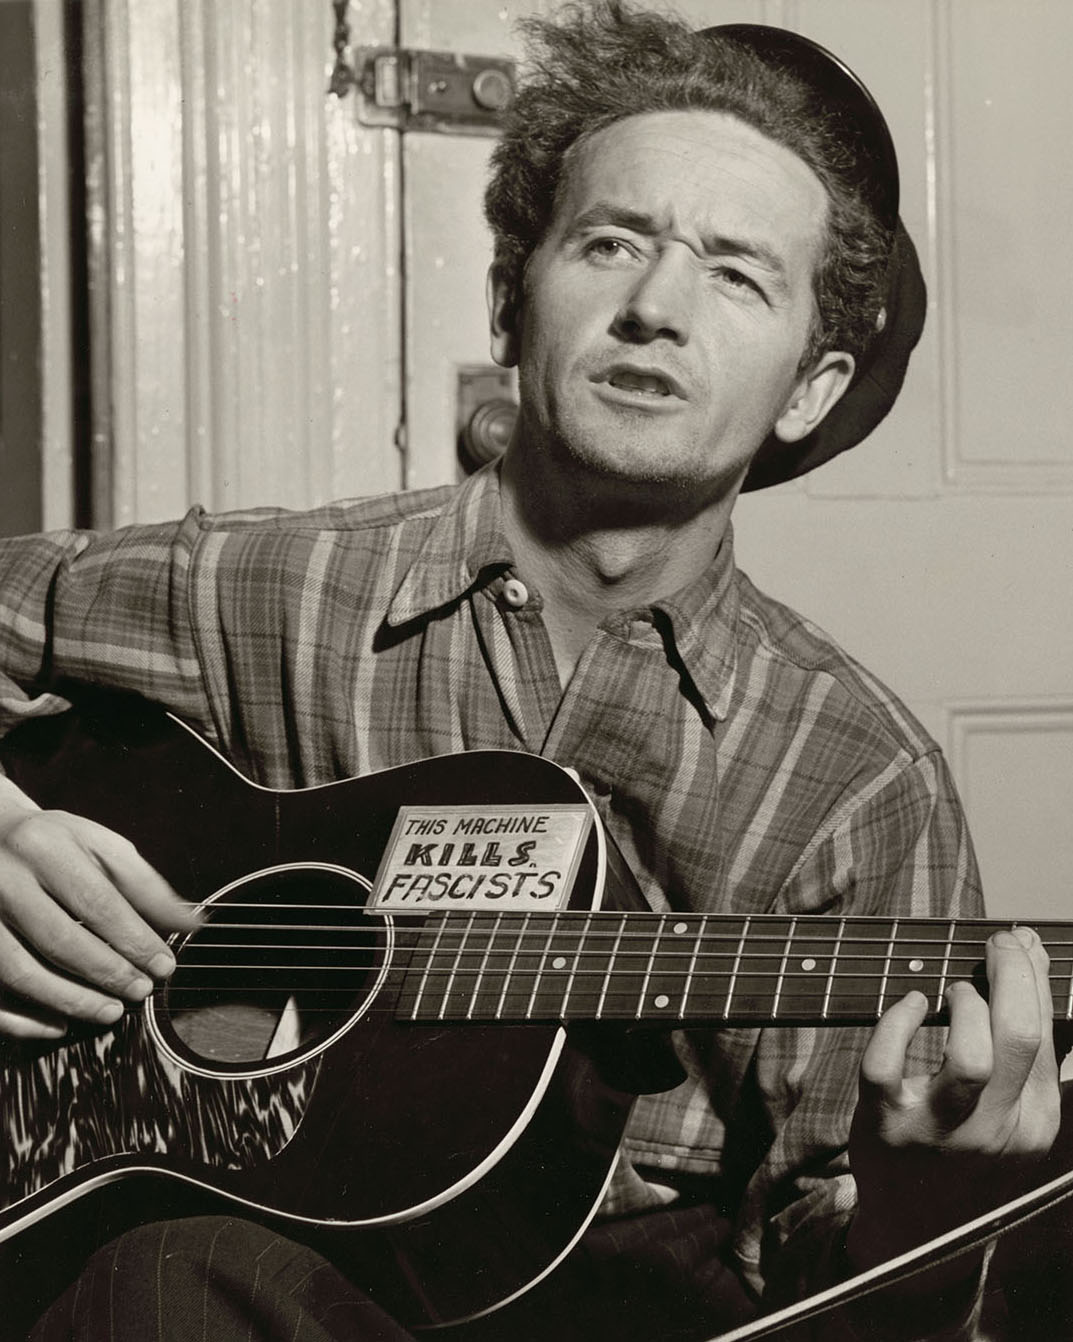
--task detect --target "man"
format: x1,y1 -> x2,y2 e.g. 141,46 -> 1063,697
0,3 -> 1062,1339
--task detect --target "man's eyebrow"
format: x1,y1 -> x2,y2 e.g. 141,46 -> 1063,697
568,203 -> 662,236
567,201 -> 790,281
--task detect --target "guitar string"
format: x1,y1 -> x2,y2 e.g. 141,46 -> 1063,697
149,992 -> 1073,1019
160,966 -> 1073,984
167,944 -> 1073,964
176,902 -> 1073,938
183,900 -> 1073,931
165,907 -> 1073,939
167,933 -> 1073,965
168,931 -> 1073,956
165,943 -> 1073,968
157,908 -> 1073,1009
159,952 -> 1073,1011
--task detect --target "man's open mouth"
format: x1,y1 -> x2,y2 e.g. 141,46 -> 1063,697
609,371 -> 671,396
599,365 -> 686,399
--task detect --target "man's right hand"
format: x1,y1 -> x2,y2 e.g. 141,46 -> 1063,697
0,781 -> 200,1038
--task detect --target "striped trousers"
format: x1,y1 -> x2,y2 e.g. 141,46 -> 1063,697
28,1207 -> 755,1342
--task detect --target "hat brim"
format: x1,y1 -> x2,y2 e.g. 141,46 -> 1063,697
701,24 -> 926,491
742,220 -> 927,492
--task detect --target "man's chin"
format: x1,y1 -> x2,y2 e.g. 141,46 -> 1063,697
546,438 -> 744,524
559,432 -> 734,490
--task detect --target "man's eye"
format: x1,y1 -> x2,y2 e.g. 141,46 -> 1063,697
714,266 -> 761,295
586,237 -> 634,262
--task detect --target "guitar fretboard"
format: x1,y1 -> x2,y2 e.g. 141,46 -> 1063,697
395,911 -> 1073,1026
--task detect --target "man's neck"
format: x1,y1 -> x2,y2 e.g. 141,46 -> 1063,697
499,449 -> 740,687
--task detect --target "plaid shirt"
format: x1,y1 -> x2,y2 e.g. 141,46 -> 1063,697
0,463 -> 983,1327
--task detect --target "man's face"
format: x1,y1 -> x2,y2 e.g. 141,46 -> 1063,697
493,110 -> 849,503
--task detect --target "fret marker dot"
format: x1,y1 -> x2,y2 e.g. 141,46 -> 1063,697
654,994 -> 670,1009
909,958 -> 924,973
673,921 -> 688,935
551,956 -> 567,970
801,957 -> 817,972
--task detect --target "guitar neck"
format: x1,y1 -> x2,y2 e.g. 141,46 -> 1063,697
396,910 -> 1073,1027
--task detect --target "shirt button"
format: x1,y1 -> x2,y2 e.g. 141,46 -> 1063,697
502,577 -> 529,608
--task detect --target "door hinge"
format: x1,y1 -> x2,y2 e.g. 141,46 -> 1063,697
333,47 -> 516,136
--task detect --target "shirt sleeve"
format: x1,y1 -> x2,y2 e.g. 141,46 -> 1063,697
0,514 -> 216,736
734,748 -> 987,1340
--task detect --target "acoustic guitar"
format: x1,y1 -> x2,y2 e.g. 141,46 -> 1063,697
0,693 -> 1070,1333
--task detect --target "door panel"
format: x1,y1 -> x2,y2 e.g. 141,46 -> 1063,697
81,0 -> 404,525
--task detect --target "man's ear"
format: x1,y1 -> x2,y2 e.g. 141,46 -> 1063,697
487,262 -> 522,368
774,349 -> 855,444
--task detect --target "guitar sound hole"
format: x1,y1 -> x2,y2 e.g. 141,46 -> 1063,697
153,865 -> 388,1072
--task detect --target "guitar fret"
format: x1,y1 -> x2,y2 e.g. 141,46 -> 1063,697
467,912 -> 504,1020
632,914 -> 699,1020
635,914 -> 665,1019
409,914 -> 452,1021
678,914 -> 704,1017
559,911 -> 590,1017
564,911 -> 617,1018
771,917 -> 797,1021
498,913 -> 560,1020
437,911 -> 478,1021
595,915 -> 627,1019
525,917 -> 574,1019
936,919 -> 956,1009
724,916 -> 750,1019
1066,943 -> 1073,1024
884,922 -> 959,1009
877,919 -> 898,1018
777,920 -> 837,1021
821,917 -> 845,1020
493,913 -> 530,1020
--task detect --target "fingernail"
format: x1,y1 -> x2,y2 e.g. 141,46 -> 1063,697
148,951 -> 176,979
994,926 -> 1035,950
127,975 -> 154,999
97,1000 -> 124,1024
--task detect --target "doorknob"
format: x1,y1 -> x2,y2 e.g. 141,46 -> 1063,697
464,398 -> 517,465
457,367 -> 517,471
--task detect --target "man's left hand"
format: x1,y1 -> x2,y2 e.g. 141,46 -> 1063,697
847,925 -> 1061,1275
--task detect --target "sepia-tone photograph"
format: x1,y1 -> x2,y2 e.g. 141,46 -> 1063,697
0,1 -> 1071,1338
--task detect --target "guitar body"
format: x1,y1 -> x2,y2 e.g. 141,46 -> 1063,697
0,694 -> 630,1328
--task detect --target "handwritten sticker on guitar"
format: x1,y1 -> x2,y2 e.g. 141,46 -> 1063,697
371,804 -> 593,913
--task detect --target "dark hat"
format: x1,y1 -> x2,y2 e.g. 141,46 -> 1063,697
700,24 -> 927,491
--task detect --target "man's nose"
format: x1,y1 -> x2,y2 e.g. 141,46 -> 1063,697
613,250 -> 694,345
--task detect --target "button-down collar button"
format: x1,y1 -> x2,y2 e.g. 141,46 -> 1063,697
502,577 -> 529,608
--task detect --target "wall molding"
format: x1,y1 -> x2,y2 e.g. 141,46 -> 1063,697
933,1 -> 1073,495
944,699 -> 1073,802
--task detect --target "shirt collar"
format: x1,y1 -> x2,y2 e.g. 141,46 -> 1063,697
652,529 -> 740,722
602,531 -> 740,723
386,464 -> 513,627
386,463 -> 741,720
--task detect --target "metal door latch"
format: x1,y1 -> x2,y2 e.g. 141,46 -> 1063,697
336,47 -> 516,136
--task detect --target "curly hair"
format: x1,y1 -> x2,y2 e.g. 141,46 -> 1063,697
484,1 -> 893,368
